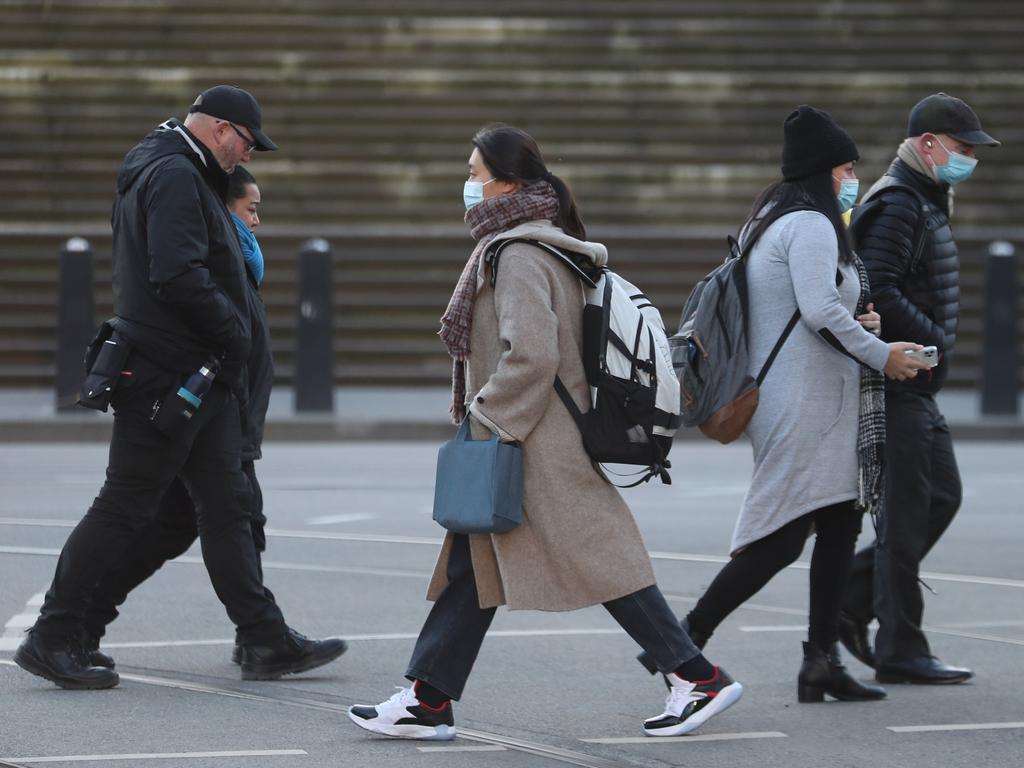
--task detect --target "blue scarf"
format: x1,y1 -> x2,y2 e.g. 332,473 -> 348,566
231,213 -> 264,285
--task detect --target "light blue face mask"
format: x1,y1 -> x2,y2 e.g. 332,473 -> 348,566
833,177 -> 860,214
463,178 -> 495,209
931,137 -> 978,186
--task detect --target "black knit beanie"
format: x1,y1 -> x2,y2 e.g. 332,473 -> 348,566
781,105 -> 859,181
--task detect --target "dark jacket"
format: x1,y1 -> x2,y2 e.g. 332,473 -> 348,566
859,159 -> 959,395
109,119 -> 251,388
240,269 -> 273,461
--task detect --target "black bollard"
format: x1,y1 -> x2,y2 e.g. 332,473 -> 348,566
55,237 -> 95,412
295,238 -> 335,412
980,241 -> 1019,416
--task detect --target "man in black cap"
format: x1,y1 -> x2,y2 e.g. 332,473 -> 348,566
15,85 -> 346,689
840,93 -> 999,684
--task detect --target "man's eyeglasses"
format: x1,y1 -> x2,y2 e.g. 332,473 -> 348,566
224,121 -> 256,151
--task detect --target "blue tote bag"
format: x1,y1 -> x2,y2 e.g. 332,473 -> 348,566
432,417 -> 523,535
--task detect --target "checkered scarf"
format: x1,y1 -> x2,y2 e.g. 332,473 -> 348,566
439,181 -> 560,423
855,253 -> 887,516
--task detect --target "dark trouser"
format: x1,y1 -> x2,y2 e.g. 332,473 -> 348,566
406,535 -> 701,700
687,502 -> 863,649
843,391 -> 962,665
36,353 -> 286,646
82,461 -> 270,641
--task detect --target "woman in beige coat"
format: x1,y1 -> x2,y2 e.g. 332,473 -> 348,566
348,125 -> 742,742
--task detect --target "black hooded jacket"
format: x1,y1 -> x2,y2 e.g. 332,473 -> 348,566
109,119 -> 251,388
859,158 -> 959,395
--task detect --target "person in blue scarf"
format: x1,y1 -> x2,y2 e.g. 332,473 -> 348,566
228,166 -> 264,285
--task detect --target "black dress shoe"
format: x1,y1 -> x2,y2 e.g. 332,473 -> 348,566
14,631 -> 119,690
80,633 -> 116,670
875,656 -> 973,684
239,628 -> 347,681
837,612 -> 875,669
797,641 -> 886,703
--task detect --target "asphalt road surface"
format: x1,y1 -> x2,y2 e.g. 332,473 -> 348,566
1,440 -> 1022,768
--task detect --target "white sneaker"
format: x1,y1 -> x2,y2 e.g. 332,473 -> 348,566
643,666 -> 743,737
348,686 -> 456,740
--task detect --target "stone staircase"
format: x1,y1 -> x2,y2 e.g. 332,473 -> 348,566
1,0 -> 1021,387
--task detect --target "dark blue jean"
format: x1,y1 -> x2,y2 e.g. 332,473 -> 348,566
406,534 -> 700,700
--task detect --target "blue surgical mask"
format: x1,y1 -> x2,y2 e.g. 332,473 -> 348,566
833,177 -> 859,214
931,137 -> 977,186
463,178 -> 495,209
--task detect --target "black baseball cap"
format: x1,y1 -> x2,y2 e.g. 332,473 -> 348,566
907,92 -> 999,147
188,85 -> 277,151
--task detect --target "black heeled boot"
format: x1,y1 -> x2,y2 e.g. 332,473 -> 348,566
797,641 -> 887,703
637,619 -> 709,675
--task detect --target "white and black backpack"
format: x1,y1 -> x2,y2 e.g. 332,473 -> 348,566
486,239 -> 681,486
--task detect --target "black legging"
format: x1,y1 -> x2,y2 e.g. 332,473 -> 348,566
687,501 -> 863,648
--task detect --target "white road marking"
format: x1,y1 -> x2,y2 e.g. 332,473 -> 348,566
1,593 -> 46,651
0,546 -> 61,556
1,750 -> 307,763
70,627 -> 628,652
888,722 -> 1024,733
582,731 -> 787,744
306,513 -> 376,526
739,625 -> 807,632
0,661 -> 622,768
0,547 -> 430,580
417,745 -> 507,753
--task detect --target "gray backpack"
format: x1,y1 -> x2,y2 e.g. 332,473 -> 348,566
669,207 -> 814,443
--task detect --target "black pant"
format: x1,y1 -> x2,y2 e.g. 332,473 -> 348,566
405,535 -> 701,700
82,461 -> 270,641
687,502 -> 863,649
843,391 -> 962,664
36,353 -> 286,645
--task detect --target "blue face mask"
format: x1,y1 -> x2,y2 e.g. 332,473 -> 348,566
463,178 -> 495,209
834,177 -> 859,214
931,137 -> 978,186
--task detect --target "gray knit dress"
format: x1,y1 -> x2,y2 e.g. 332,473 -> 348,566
730,211 -> 890,555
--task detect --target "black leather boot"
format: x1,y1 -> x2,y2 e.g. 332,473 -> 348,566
239,627 -> 347,681
14,630 -> 119,690
798,641 -> 886,703
80,631 -> 116,670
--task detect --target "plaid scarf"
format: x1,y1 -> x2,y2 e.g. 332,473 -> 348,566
439,181 -> 560,423
854,253 -> 887,516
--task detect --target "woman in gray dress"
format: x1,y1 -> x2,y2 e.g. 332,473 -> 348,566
641,106 -> 929,702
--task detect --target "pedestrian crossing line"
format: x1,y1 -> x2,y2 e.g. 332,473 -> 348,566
0,661 -> 621,768
417,745 -> 507,753
582,731 -> 787,745
0,750 -> 307,763
3,517 -> 1024,591
889,722 -> 1024,734
0,592 -> 45,652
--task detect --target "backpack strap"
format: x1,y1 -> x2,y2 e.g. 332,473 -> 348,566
854,182 -> 931,273
755,266 -> 844,387
484,238 -> 602,288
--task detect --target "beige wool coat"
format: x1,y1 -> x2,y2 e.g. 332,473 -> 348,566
426,220 -> 657,611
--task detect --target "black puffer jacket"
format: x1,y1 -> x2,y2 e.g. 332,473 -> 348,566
858,159 -> 959,394
109,119 -> 251,388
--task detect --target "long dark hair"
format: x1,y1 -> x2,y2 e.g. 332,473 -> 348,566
472,124 -> 586,241
743,170 -> 855,264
